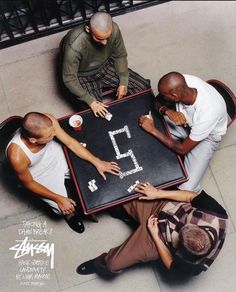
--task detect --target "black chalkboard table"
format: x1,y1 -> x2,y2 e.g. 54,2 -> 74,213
60,89 -> 188,214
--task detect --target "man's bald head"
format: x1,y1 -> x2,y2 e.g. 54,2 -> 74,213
158,72 -> 187,96
21,112 -> 52,139
89,12 -> 112,33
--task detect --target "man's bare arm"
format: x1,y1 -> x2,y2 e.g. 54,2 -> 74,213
148,215 -> 173,269
46,114 -> 120,180
154,100 -> 188,126
147,126 -> 198,155
7,144 -> 75,215
136,182 -> 197,202
139,115 -> 199,155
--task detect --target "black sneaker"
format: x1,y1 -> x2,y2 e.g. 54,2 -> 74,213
65,216 -> 85,233
76,259 -> 96,275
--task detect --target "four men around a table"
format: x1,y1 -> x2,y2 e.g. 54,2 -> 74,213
4,8 -> 230,279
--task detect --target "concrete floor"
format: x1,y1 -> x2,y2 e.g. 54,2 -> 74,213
1,1 -> 236,291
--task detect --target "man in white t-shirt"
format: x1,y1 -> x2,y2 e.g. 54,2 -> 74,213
139,72 -> 228,193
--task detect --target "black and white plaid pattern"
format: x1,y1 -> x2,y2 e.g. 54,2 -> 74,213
78,59 -> 150,101
158,201 -> 227,271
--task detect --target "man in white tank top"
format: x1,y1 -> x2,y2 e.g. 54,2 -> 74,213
139,72 -> 227,193
6,112 -> 120,233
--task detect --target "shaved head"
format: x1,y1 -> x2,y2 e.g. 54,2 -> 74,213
158,72 -> 186,95
89,12 -> 112,33
21,112 -> 52,138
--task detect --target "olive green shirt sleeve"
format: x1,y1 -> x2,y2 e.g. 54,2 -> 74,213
62,44 -> 96,106
112,24 -> 129,87
61,22 -> 129,104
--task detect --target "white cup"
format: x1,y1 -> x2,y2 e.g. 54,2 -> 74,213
69,114 -> 83,131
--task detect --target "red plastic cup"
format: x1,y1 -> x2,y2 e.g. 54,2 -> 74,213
69,114 -> 83,131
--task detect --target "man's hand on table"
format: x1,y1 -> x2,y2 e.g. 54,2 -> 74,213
90,101 -> 109,118
56,196 -> 77,215
94,159 -> 121,180
116,85 -> 127,99
139,113 -> 155,134
135,182 -> 161,201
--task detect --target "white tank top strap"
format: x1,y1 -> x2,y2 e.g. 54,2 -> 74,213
6,128 -> 69,199
6,129 -> 48,165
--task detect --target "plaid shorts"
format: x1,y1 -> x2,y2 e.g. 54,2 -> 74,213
78,59 -> 150,101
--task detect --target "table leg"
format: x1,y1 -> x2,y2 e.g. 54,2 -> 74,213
88,214 -> 99,223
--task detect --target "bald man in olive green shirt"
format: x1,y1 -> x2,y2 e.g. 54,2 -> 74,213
61,12 -> 150,118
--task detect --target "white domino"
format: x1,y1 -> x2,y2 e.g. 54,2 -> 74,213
127,186 -> 133,193
88,179 -> 96,184
88,179 -> 98,192
145,111 -> 152,119
88,186 -> 96,192
88,186 -> 97,192
127,180 -> 140,193
105,112 -> 112,121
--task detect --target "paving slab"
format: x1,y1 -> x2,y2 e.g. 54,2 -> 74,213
0,77 -> 10,121
153,232 -> 236,292
0,52 -> 59,111
61,265 -> 160,292
218,123 -> 236,150
201,167 -> 234,234
0,31 -> 65,67
8,94 -> 74,120
210,145 -> 236,229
